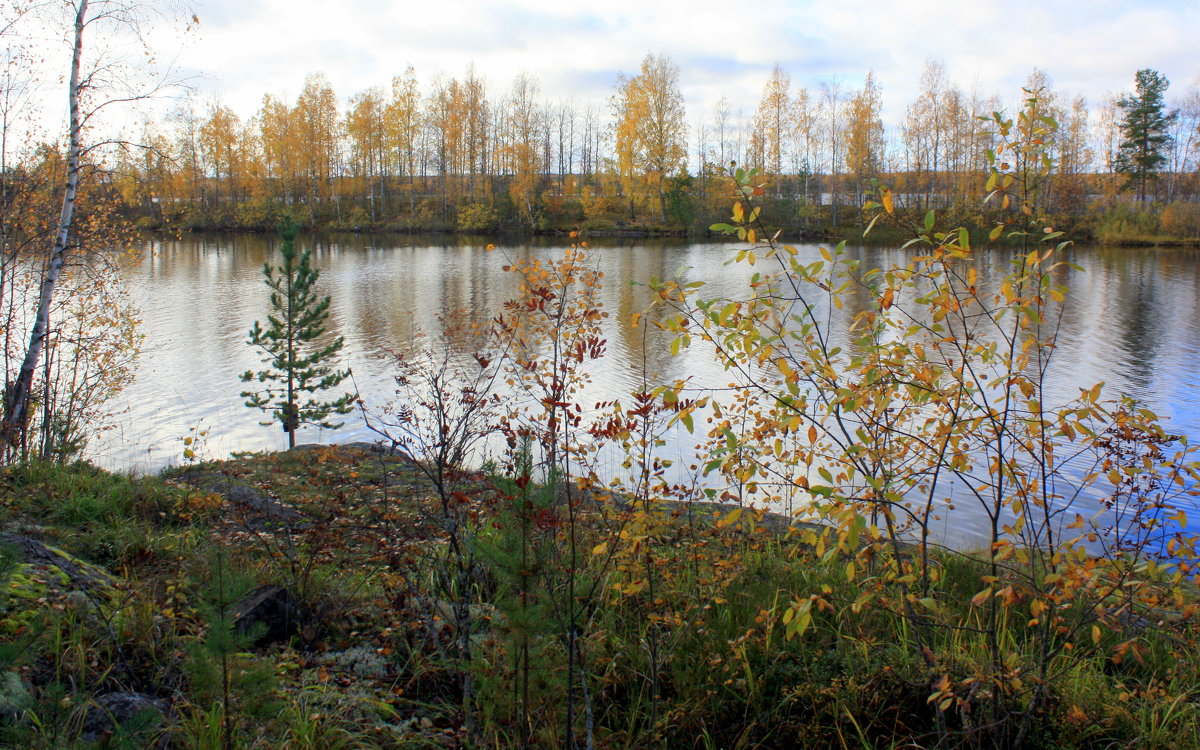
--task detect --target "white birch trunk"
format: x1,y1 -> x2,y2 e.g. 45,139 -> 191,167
3,0 -> 88,443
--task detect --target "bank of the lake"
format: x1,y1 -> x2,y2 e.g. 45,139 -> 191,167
129,201 -> 1200,249
3,446 -> 1199,748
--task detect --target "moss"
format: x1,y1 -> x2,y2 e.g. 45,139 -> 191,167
0,539 -> 118,635
2,566 -> 63,634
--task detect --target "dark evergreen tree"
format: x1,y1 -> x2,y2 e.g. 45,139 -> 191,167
241,221 -> 355,448
1115,69 -> 1176,203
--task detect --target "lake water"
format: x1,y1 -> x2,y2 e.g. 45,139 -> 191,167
93,233 -> 1200,544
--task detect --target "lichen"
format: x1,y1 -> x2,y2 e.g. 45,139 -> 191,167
0,670 -> 32,720
0,541 -> 119,635
322,646 -> 391,680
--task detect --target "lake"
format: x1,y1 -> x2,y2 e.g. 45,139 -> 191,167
93,233 -> 1200,544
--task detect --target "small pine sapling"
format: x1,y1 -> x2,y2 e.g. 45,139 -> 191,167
241,221 -> 355,448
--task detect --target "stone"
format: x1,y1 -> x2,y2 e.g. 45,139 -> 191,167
182,474 -> 308,532
223,482 -> 308,530
81,691 -> 170,744
232,584 -> 303,645
0,533 -> 118,634
0,533 -> 115,591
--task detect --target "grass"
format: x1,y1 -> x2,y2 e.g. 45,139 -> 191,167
0,449 -> 1198,748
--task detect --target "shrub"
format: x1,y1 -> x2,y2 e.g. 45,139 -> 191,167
1091,203 -> 1160,243
456,201 -> 500,232
1159,201 -> 1200,239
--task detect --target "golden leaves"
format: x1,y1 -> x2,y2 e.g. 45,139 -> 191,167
970,588 -> 992,607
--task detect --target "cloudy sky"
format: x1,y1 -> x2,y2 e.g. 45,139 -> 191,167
176,0 -> 1200,121
25,0 -> 1200,136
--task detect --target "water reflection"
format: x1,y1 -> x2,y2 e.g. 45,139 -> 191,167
95,234 -> 1200,544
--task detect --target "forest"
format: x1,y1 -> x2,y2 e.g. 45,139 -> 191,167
95,58 -> 1200,242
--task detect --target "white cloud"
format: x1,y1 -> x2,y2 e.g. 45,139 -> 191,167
23,0 -> 1200,142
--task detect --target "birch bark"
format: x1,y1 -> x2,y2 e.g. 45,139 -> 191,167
3,0 -> 88,443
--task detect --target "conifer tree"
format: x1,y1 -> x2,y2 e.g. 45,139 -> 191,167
241,221 -> 354,448
1116,68 -> 1176,203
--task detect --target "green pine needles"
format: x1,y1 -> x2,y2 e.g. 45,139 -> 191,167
1116,68 -> 1177,203
241,221 -> 355,448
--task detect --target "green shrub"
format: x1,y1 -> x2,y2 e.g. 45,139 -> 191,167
1091,203 -> 1161,243
456,201 -> 500,232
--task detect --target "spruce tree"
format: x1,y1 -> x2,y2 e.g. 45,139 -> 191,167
241,221 -> 355,448
1115,69 -> 1176,203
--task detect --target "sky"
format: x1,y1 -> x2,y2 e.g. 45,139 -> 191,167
22,0 -> 1200,138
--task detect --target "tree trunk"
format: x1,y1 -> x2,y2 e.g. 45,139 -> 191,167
3,0 -> 87,446
286,258 -> 296,449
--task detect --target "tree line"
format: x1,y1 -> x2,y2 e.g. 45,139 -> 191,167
98,57 -> 1200,237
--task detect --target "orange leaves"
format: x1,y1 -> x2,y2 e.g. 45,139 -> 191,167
927,674 -> 956,712
716,507 -> 743,528
1029,598 -> 1046,619
611,53 -> 686,218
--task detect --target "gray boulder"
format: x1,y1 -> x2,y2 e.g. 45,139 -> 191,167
81,691 -> 170,743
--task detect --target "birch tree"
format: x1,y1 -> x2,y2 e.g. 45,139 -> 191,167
750,65 -> 791,180
2,0 -> 185,450
3,0 -> 90,443
611,53 -> 686,221
844,71 -> 885,204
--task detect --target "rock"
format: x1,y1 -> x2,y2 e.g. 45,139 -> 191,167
81,691 -> 170,743
224,482 -> 308,530
0,533 -> 119,634
232,584 -> 303,645
0,533 -> 115,591
0,670 -> 32,721
582,494 -> 811,535
0,520 -> 50,536
290,442 -> 346,453
340,441 -> 393,454
294,441 -> 413,462
1118,609 -> 1155,634
661,500 -> 805,534
182,474 -> 308,532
